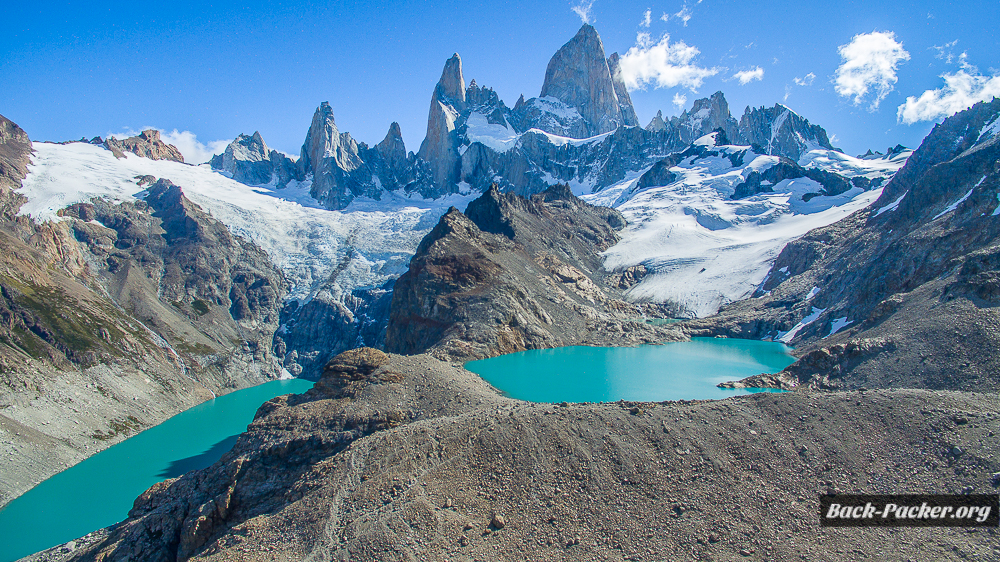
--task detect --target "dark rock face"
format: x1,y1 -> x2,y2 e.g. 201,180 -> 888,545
0,114 -> 31,218
635,155 -> 682,190
385,184 -> 681,360
273,280 -> 394,379
731,157 -> 852,200
103,130 -> 185,163
209,132 -> 301,187
686,98 -> 1000,392
63,178 -> 287,368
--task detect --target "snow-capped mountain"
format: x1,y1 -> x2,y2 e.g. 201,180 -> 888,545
689,97 -> 1000,392
587,132 -> 910,317
9,23 -> 916,378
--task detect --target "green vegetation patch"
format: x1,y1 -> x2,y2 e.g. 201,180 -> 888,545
191,299 -> 210,316
91,415 -> 143,441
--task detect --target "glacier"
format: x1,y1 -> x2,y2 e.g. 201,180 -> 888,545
19,142 -> 477,303
587,143 -> 910,318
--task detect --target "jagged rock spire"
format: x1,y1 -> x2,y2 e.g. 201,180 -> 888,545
646,110 -> 667,132
299,102 -> 362,175
539,24 -> 635,136
418,53 -> 466,187
376,121 -> 407,171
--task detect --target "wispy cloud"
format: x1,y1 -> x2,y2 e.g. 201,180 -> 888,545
897,70 -> 1000,124
932,39 -> 959,63
674,0 -> 703,26
619,32 -> 720,91
660,12 -> 669,22
732,66 -> 764,85
572,0 -> 595,24
640,8 -> 651,27
834,31 -> 910,110
673,92 -> 688,111
793,72 -> 816,86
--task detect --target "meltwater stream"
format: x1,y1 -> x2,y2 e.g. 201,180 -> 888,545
0,378 -> 314,562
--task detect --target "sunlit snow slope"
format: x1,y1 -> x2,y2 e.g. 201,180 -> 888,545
20,142 -> 475,302
585,141 -> 911,317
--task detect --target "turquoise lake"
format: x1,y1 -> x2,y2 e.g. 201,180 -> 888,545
0,338 -> 794,561
465,337 -> 795,403
0,378 -> 314,562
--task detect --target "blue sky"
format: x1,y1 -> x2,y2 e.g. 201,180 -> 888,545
3,0 -> 998,162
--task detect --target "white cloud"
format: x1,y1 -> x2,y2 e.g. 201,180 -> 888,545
660,12 -> 669,22
834,31 -> 910,109
732,66 -> 764,85
672,92 -> 688,111
932,40 -> 959,63
619,33 -> 720,91
572,0 -> 595,24
640,8 -> 651,27
793,72 -> 816,86
160,130 -> 232,164
897,70 -> 1000,124
674,0 -> 702,26
109,127 -> 231,164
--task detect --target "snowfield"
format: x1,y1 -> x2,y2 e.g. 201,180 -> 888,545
20,141 -> 475,302
585,143 -> 910,318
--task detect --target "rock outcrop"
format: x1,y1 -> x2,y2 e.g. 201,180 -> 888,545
385,184 -> 680,360
673,92 -> 740,145
730,156 -> 852,200
102,130 -> 185,163
685,98 -> 1000,392
209,132 -> 300,187
607,52 -> 640,129
298,102 -> 367,209
375,121 -> 407,173
0,114 -> 31,218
